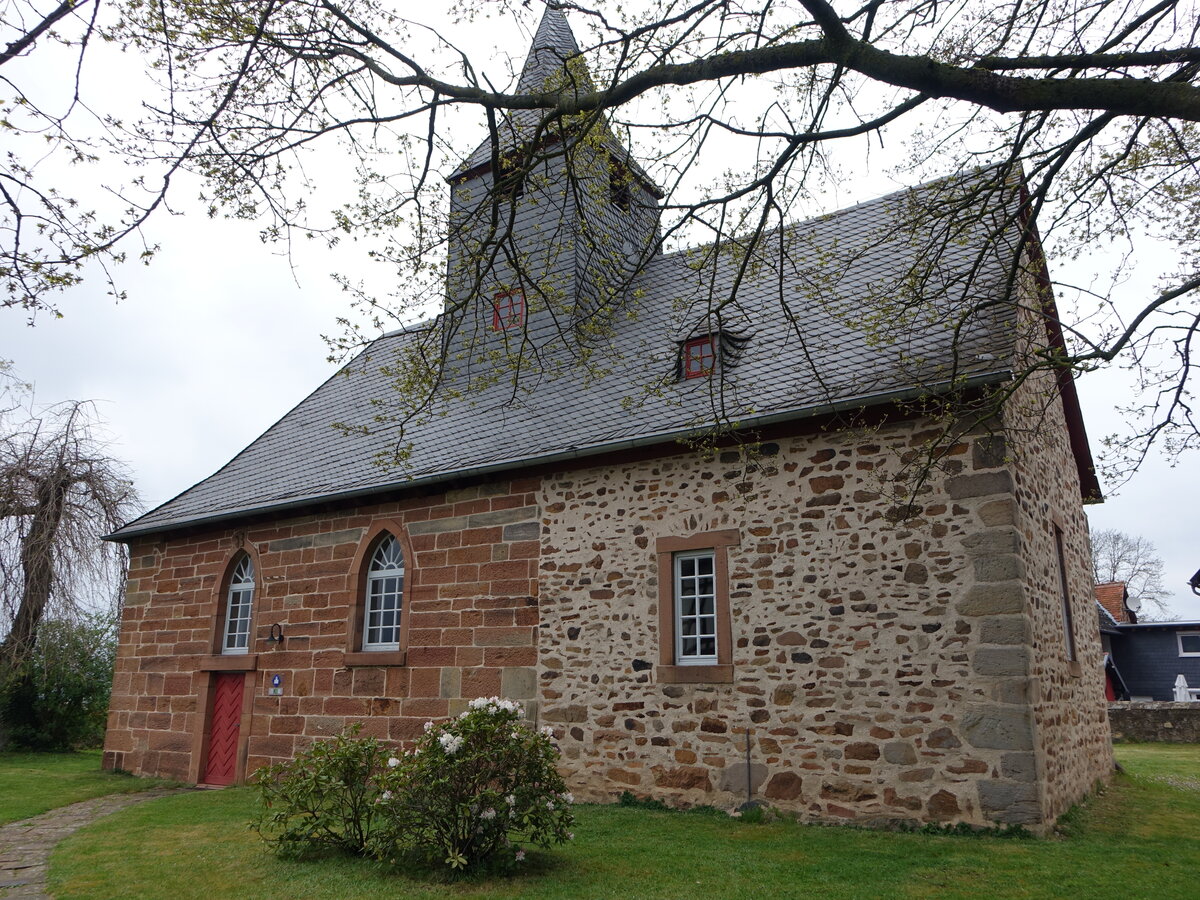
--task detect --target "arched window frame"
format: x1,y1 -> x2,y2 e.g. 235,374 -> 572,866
345,521 -> 414,667
363,534 -> 405,651
219,551 -> 257,656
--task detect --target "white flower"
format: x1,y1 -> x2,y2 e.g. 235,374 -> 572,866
567,832 -> 575,841
423,721 -> 434,732
515,850 -> 526,862
562,792 -> 574,804
481,807 -> 497,821
546,800 -> 555,811
540,726 -> 555,738
380,790 -> 392,801
387,756 -> 400,768
505,794 -> 516,806
439,732 -> 464,755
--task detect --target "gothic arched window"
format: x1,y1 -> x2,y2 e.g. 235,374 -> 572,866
364,534 -> 405,650
222,554 -> 255,655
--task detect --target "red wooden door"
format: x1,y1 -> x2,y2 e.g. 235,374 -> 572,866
204,673 -> 244,785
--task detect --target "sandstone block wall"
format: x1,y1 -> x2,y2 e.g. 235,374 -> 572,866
103,479 -> 541,783
537,420 -> 1087,828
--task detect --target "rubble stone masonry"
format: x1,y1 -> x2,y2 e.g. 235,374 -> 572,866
537,413 -> 1109,828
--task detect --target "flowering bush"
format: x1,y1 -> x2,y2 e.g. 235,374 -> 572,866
251,725 -> 388,858
372,697 -> 575,872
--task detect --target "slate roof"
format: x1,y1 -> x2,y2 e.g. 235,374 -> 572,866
111,172 -> 1022,540
453,8 -> 586,178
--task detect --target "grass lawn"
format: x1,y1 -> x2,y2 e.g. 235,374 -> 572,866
44,743 -> 1199,899
0,750 -> 178,825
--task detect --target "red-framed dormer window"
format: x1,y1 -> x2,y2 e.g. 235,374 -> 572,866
682,335 -> 717,379
492,290 -> 525,331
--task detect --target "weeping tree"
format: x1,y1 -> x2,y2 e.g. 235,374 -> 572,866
0,377 -> 138,670
0,373 -> 138,748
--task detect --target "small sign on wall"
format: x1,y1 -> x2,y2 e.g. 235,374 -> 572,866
268,674 -> 283,697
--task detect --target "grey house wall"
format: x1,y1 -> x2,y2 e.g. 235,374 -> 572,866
1109,629 -> 1200,700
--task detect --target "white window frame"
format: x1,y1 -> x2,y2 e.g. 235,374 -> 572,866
674,549 -> 718,665
1178,632 -> 1200,657
222,556 -> 255,655
364,535 -> 404,651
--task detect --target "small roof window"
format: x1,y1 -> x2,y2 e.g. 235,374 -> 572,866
676,329 -> 751,381
492,290 -> 526,331
681,335 -> 717,379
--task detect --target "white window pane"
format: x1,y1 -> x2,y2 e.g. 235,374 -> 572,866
222,558 -> 254,655
675,550 -> 718,663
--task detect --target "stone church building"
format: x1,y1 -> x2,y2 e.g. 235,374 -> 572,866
103,8 -> 1112,829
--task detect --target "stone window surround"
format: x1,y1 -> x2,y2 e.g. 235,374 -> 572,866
343,520 -> 414,667
1051,514 -> 1083,678
655,528 -> 739,683
203,545 -> 262,670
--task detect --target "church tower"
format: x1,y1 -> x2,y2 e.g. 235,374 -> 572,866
443,6 -> 661,363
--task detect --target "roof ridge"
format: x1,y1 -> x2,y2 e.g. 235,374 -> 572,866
651,166 -> 1005,268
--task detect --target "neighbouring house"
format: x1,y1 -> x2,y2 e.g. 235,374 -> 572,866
1096,582 -> 1200,701
102,7 -> 1113,829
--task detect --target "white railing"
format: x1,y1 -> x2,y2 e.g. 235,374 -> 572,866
1172,674 -> 1199,702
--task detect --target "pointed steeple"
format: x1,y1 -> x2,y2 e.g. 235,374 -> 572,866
515,5 -> 587,94
453,5 -> 591,179
443,3 -> 662,350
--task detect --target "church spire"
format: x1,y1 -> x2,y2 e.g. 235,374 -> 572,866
453,4 -> 591,179
516,5 -> 586,94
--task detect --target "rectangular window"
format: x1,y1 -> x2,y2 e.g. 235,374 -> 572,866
223,585 -> 253,654
655,529 -> 738,683
675,550 -> 718,664
492,291 -> 525,331
1179,633 -> 1200,657
1054,525 -> 1077,662
682,335 -> 716,379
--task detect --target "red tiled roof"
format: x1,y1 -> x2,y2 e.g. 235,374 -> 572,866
1095,581 -> 1131,624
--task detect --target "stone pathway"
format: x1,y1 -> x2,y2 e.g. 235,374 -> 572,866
0,789 -> 188,899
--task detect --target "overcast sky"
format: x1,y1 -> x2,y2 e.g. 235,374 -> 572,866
4,3 -> 1198,620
